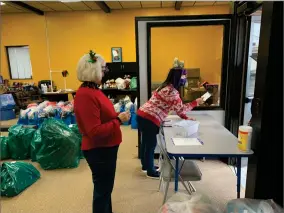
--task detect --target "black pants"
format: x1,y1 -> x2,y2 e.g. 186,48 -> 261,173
83,146 -> 119,213
137,115 -> 159,174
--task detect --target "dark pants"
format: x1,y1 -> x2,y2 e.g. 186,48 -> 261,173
137,115 -> 159,174
83,146 -> 119,213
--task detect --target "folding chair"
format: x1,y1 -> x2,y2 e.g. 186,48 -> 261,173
156,132 -> 202,204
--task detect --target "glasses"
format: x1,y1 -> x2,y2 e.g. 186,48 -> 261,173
102,66 -> 109,74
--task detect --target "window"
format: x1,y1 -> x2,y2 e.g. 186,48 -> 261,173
6,46 -> 32,79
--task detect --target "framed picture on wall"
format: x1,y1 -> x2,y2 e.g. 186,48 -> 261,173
111,47 -> 122,62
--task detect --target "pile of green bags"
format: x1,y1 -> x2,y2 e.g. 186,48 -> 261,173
36,118 -> 81,170
8,125 -> 36,160
0,136 -> 10,160
1,162 -> 41,197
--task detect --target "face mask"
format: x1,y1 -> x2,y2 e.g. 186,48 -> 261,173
179,69 -> 187,86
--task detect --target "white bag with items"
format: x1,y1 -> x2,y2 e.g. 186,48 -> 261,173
115,78 -> 125,90
114,103 -> 121,113
225,199 -> 284,213
158,193 -> 221,213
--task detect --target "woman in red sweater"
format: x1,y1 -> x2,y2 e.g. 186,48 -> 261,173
74,50 -> 130,213
137,58 -> 204,179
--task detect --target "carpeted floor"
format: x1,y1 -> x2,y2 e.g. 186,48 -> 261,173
1,126 -> 244,213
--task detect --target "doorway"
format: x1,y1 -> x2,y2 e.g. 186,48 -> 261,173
240,8 -> 262,191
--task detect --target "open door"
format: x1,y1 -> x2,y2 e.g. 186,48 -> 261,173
243,2 -> 283,206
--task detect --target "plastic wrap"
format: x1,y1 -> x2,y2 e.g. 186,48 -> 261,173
1,162 -> 40,197
36,118 -> 80,170
69,124 -> 84,159
225,198 -> 284,213
158,193 -> 221,213
0,136 -> 10,160
8,125 -> 36,160
30,129 -> 42,162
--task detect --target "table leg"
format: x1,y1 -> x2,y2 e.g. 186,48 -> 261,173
237,157 -> 242,198
175,158 -> 179,192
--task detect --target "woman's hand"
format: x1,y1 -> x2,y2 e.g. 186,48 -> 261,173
196,98 -> 204,106
118,112 -> 130,123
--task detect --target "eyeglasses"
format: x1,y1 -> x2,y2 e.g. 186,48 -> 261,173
102,66 -> 109,74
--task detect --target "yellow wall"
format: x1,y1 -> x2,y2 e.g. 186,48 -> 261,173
151,25 -> 224,84
1,5 -> 230,90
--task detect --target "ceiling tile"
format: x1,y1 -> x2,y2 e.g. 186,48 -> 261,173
194,1 -> 215,6
64,2 -> 91,11
0,4 -> 26,13
182,1 -> 195,7
83,1 -> 100,10
162,1 -> 175,8
25,2 -> 54,12
106,1 -> 122,9
214,1 -> 230,5
141,1 -> 161,8
120,1 -> 141,9
39,2 -> 72,11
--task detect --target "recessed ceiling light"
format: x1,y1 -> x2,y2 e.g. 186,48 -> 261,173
0,2 -> 6,6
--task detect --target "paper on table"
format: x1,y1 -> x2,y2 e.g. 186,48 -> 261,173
201,92 -> 212,101
172,138 -> 203,146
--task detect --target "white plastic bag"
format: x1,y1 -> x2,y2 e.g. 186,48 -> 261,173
225,198 -> 284,213
158,193 -> 221,213
115,78 -> 125,90
114,103 -> 121,113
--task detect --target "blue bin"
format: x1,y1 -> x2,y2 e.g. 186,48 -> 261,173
131,113 -> 138,129
0,109 -> 16,121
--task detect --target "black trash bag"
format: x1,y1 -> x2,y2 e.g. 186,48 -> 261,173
0,136 -> 10,160
1,161 -> 41,197
69,124 -> 84,159
30,129 -> 42,162
36,118 -> 80,170
8,125 -> 36,160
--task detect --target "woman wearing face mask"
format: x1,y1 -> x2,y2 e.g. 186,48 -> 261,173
74,50 -> 130,213
137,58 -> 204,179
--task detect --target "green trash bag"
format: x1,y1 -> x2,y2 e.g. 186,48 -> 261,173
37,118 -> 80,170
0,136 -> 10,160
69,124 -> 84,159
8,125 -> 36,160
130,77 -> 137,89
30,129 -> 42,162
1,161 -> 41,197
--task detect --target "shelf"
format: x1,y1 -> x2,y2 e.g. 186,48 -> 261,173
101,88 -> 137,92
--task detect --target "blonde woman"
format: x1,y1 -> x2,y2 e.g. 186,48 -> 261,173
74,50 -> 130,213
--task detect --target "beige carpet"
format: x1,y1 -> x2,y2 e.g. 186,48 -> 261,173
1,126 -> 243,213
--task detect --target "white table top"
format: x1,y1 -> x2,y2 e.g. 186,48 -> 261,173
163,113 -> 253,157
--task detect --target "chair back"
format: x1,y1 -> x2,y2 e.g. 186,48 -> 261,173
156,132 -> 176,179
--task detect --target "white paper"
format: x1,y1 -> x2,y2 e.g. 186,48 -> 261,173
172,138 -> 202,146
201,92 -> 212,101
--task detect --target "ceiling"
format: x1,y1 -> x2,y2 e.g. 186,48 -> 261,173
1,1 -> 230,14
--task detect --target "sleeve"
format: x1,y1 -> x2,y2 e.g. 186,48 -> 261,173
80,96 -> 120,141
170,95 -> 198,119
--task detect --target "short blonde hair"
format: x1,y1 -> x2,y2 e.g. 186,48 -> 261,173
77,53 -> 106,83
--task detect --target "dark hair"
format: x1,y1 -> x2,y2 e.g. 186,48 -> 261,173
157,68 -> 183,91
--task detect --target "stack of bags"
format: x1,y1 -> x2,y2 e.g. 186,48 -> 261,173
1,118 -> 83,197
113,96 -> 138,129
18,100 -> 76,126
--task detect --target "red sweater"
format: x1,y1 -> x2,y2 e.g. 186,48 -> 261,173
74,87 -> 122,150
137,84 -> 198,127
